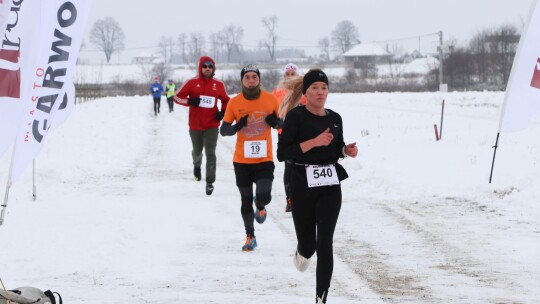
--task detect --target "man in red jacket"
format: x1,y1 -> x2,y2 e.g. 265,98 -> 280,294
174,56 -> 230,195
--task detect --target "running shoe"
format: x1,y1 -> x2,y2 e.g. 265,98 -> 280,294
293,249 -> 310,272
285,197 -> 292,212
242,235 -> 257,251
255,208 -> 267,224
316,290 -> 327,303
205,183 -> 214,195
194,166 -> 201,181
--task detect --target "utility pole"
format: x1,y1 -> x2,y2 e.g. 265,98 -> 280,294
439,30 -> 447,92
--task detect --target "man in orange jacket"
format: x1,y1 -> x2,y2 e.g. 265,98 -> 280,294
174,56 -> 230,195
220,64 -> 282,251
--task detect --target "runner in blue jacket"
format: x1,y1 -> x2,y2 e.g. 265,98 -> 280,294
149,76 -> 164,116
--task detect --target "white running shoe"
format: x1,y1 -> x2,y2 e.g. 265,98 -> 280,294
316,291 -> 327,303
293,249 -> 310,272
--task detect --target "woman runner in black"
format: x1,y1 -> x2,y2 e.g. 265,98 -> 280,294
277,69 -> 358,304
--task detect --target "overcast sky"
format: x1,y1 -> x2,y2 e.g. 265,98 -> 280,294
83,0 -> 534,64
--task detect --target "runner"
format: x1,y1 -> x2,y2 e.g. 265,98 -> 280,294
273,63 -> 306,212
174,56 -> 230,195
165,79 -> 176,112
277,69 -> 358,304
220,64 -> 281,251
149,75 -> 164,116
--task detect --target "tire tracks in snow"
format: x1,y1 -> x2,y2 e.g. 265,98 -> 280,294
332,197 -> 527,303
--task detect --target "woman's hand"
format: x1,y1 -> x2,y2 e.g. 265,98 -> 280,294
313,128 -> 334,147
344,142 -> 358,158
300,128 -> 333,153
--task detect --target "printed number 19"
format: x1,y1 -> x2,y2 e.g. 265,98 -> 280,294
251,145 -> 260,153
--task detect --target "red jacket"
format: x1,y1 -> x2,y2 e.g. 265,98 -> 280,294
174,56 -> 230,130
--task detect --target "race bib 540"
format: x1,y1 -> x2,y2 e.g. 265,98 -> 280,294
306,164 -> 339,187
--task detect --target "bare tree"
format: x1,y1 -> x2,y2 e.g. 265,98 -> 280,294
331,20 -> 360,55
139,62 -> 172,85
177,33 -> 188,64
89,17 -> 125,63
158,36 -> 175,64
385,43 -> 405,86
209,32 -> 222,62
188,32 -> 205,64
260,16 -> 278,62
488,24 -> 519,85
218,25 -> 244,63
318,37 -> 331,62
469,29 -> 490,83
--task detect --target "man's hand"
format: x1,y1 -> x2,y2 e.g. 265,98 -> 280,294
234,115 -> 249,131
215,110 -> 225,121
188,97 -> 201,106
265,112 -> 279,128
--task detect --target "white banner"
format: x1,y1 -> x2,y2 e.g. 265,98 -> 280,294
9,0 -> 92,183
499,0 -> 540,132
0,0 -> 25,157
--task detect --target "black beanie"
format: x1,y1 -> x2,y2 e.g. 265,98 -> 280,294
302,69 -> 329,94
241,64 -> 260,79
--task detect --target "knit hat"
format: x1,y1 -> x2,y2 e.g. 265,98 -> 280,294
241,64 -> 260,79
302,69 -> 328,94
283,63 -> 299,74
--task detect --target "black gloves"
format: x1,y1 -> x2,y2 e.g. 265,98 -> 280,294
265,112 -> 279,128
235,115 -> 248,131
188,97 -> 201,106
215,110 -> 225,121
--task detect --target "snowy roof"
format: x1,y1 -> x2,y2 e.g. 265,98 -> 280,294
343,42 -> 391,57
403,57 -> 440,74
134,52 -> 155,58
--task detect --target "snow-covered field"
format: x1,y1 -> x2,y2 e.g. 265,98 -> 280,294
1,91 -> 540,303
73,59 -> 436,84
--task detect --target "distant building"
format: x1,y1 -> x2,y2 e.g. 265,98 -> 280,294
343,42 -> 392,68
132,52 -> 156,64
401,49 -> 423,63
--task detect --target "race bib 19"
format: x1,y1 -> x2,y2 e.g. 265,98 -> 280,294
199,95 -> 216,108
306,164 -> 339,188
244,140 -> 267,158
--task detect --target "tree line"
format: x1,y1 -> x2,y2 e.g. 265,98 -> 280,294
88,16 -> 522,92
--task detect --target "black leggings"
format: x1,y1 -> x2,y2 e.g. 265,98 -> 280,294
233,162 -> 275,237
153,97 -> 161,115
167,97 -> 174,111
290,166 -> 342,298
283,161 -> 292,199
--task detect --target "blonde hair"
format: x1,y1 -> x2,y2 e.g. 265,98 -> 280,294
278,76 -> 304,119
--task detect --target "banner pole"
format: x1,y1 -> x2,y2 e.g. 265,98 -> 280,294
0,145 -> 15,226
439,99 -> 445,139
489,132 -> 501,183
0,183 -> 11,226
32,160 -> 36,201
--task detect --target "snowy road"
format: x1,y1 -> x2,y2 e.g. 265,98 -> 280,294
1,93 -> 539,303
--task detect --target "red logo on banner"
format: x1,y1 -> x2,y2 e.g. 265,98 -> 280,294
531,58 -> 540,89
0,49 -> 21,98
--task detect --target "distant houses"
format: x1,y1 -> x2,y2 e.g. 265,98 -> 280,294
342,42 -> 439,76
343,42 -> 392,68
132,52 -> 159,64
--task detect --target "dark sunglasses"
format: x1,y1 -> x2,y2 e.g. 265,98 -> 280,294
202,64 -> 214,69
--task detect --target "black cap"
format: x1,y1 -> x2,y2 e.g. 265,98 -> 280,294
302,69 -> 329,94
241,64 -> 260,79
